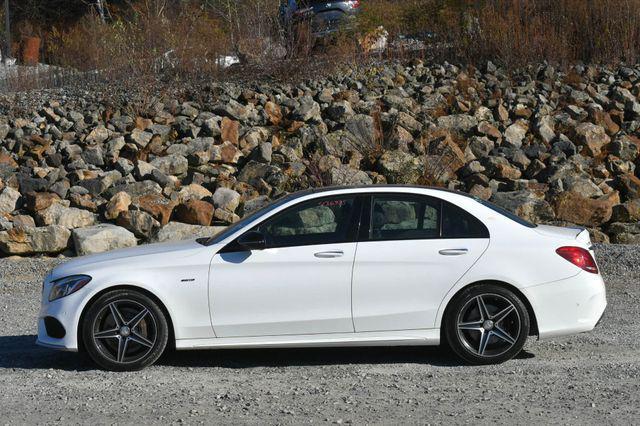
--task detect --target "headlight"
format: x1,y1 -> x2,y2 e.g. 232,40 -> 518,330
49,275 -> 92,302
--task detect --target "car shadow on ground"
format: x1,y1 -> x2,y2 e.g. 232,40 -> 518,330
0,335 -> 94,371
160,345 -> 536,369
0,335 -> 535,371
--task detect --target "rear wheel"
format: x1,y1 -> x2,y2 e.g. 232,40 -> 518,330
444,284 -> 529,365
82,289 -> 169,371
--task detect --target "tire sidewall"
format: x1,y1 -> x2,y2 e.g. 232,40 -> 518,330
82,289 -> 169,372
444,284 -> 530,365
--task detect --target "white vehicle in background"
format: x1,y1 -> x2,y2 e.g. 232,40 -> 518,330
37,185 -> 607,371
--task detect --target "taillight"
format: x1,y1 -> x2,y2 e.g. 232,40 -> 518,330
349,0 -> 361,8
556,246 -> 598,274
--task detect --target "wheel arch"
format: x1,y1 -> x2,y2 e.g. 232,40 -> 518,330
76,284 -> 176,353
440,280 -> 539,337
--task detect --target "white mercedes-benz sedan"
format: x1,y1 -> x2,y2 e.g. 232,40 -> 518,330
37,185 -> 607,371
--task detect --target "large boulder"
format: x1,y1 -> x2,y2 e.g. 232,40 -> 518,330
490,191 -> 555,223
23,192 -> 61,213
611,199 -> 640,222
116,210 -> 161,239
134,194 -> 177,226
617,173 -> 640,200
575,123 -> 610,156
436,114 -> 477,135
0,187 -> 21,215
150,154 -> 189,176
104,192 -> 132,220
292,96 -> 322,122
212,187 -> 241,213
608,222 -> 640,244
328,165 -> 373,186
174,199 -> 214,226
152,222 -> 226,243
72,224 -> 137,256
553,191 -> 616,226
36,202 -> 97,229
0,225 -> 70,255
377,150 -> 424,184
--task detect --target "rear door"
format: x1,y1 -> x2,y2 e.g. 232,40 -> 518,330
352,193 -> 490,332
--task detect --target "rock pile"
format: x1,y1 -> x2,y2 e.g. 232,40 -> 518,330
1,60 -> 640,255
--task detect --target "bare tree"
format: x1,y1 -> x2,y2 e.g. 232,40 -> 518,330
3,0 -> 11,61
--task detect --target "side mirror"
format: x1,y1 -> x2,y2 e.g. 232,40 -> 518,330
236,231 -> 266,251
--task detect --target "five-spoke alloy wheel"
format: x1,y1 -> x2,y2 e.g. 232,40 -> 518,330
82,290 -> 169,371
444,284 -> 530,365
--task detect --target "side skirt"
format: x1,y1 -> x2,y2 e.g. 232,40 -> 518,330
175,329 -> 440,350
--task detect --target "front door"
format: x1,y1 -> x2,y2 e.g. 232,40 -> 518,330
210,194 -> 361,337
352,194 -> 490,332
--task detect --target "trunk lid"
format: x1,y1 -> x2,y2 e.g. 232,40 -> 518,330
534,224 -> 592,246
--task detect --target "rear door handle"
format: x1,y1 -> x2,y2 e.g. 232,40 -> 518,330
439,248 -> 468,256
314,250 -> 344,258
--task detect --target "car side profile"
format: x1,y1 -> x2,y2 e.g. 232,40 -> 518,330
37,185 -> 607,371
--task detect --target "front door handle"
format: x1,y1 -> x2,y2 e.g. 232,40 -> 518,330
439,248 -> 468,256
314,250 -> 344,258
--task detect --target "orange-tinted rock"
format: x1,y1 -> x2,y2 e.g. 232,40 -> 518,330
174,199 -> 214,226
136,194 -> 176,226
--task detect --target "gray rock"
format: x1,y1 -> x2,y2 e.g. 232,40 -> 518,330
129,128 -> 153,148
490,190 -> 555,223
328,165 -> 373,186
150,154 -> 189,176
116,210 -> 161,239
293,97 -> 322,122
377,150 -> 424,184
242,196 -> 272,215
503,123 -> 527,148
212,187 -> 241,212
0,187 -> 21,215
36,202 -> 97,229
152,222 -> 226,243
608,222 -> 640,244
73,224 -> 138,256
436,114 -> 477,134
0,225 -> 71,255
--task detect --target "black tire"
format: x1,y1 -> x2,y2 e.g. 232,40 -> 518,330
443,284 -> 530,365
82,289 -> 169,371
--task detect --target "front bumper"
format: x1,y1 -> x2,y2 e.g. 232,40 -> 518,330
523,271 -> 607,339
36,282 -> 83,352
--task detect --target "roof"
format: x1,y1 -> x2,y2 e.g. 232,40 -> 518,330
284,184 -> 476,200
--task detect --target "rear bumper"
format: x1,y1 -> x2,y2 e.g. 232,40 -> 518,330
523,271 -> 607,339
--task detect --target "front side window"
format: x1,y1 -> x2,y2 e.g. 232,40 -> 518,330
256,196 -> 357,248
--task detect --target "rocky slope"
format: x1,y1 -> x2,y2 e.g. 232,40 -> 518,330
1,60 -> 640,256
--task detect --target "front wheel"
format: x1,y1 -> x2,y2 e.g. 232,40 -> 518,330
82,289 -> 169,371
443,284 -> 530,365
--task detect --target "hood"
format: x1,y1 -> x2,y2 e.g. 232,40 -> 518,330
50,239 -> 208,280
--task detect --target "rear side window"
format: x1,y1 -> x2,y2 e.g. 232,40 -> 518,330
368,194 -> 489,241
370,195 -> 440,241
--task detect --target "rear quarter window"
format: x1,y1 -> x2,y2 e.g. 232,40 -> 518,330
442,201 -> 490,239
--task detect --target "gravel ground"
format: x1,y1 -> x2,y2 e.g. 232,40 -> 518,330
0,245 -> 639,425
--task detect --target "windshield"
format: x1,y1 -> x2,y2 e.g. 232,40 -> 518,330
475,198 -> 537,228
202,194 -> 296,245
